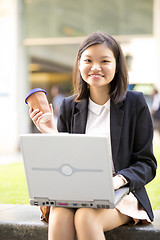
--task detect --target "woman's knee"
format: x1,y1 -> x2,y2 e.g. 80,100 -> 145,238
48,207 -> 76,240
49,207 -> 75,228
74,208 -> 98,230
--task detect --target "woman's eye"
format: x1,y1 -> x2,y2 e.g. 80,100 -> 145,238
102,60 -> 110,63
84,59 -> 91,63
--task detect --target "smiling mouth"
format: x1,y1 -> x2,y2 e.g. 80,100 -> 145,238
89,74 -> 104,78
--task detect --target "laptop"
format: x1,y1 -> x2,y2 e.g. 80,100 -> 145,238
20,133 -> 129,209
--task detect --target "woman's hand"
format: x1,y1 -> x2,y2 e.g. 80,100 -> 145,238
29,103 -> 58,134
113,175 -> 126,190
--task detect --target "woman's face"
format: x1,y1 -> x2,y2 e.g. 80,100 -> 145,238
79,44 -> 116,90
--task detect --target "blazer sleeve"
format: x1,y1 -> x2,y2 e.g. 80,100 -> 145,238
117,92 -> 157,192
57,98 -> 68,132
57,96 -> 75,133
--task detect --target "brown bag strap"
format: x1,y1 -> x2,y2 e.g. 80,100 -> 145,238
40,206 -> 51,223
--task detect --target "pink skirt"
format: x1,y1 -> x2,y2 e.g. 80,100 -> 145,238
115,192 -> 151,225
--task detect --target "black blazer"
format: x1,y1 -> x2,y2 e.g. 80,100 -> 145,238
57,90 -> 157,221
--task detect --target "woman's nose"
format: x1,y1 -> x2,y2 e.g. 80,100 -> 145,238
91,63 -> 101,71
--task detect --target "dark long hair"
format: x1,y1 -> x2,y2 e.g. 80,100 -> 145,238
73,32 -> 128,103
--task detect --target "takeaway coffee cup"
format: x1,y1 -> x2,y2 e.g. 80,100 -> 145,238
25,88 -> 52,123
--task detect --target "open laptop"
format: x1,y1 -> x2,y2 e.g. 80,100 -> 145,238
20,133 -> 129,209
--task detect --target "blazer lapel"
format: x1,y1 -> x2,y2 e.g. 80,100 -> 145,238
110,100 -> 125,171
72,98 -> 88,134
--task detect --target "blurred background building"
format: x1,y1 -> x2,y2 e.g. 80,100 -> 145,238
0,0 -> 160,154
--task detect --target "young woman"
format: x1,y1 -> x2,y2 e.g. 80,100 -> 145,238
29,32 -> 157,240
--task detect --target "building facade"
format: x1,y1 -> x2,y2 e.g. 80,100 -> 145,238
0,0 -> 160,153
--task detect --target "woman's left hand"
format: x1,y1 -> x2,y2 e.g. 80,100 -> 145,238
113,175 -> 125,190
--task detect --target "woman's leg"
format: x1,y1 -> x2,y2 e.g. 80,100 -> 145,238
74,208 -> 131,240
48,207 -> 76,240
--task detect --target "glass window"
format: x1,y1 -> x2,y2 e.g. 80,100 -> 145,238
23,0 -> 153,38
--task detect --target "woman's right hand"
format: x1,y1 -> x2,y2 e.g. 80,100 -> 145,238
29,104 -> 58,134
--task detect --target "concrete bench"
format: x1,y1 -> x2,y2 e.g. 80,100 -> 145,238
0,204 -> 160,240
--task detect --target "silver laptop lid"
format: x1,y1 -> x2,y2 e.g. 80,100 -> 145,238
20,134 -> 116,208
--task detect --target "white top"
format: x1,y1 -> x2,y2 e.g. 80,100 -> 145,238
85,98 -> 115,174
85,98 -> 110,136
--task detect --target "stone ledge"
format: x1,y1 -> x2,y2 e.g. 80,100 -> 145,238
0,204 -> 160,240
0,204 -> 48,240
